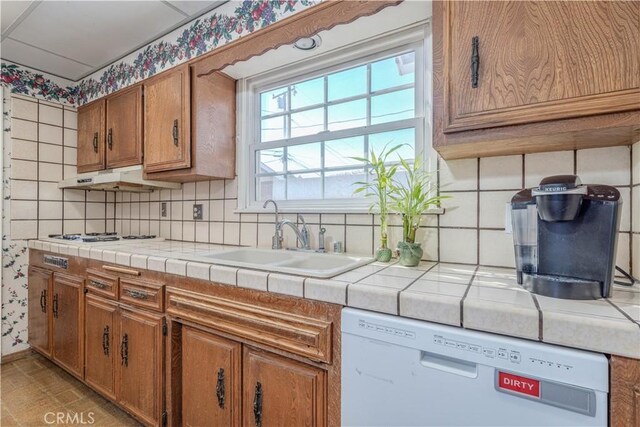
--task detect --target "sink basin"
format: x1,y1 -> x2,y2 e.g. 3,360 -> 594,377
195,248 -> 372,278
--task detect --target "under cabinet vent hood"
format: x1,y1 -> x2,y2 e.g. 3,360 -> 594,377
58,166 -> 181,192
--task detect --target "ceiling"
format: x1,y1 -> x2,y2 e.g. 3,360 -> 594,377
1,1 -> 227,81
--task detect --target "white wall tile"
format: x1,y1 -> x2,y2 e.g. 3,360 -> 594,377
345,225 -> 373,255
39,220 -> 62,237
63,109 -> 77,130
225,178 -> 238,199
39,104 -> 63,126
223,222 -> 240,245
39,162 -> 63,181
632,141 -> 639,185
440,228 -> 477,264
479,230 -> 515,268
39,143 -> 63,164
524,150 -> 574,188
479,191 -> 513,229
11,98 -> 37,121
63,147 -> 77,165
11,220 -> 37,240
39,123 -> 63,145
39,201 -> 62,220
618,187 -> 631,232
439,158 -> 477,191
11,140 -> 38,161
10,160 -> 37,180
439,192 -> 477,228
11,200 -> 37,219
210,222 -> 224,244
479,155 -> 522,190
577,146 -> 630,186
11,180 -> 38,200
39,182 -> 63,200
210,180 -> 225,199
240,222 -> 257,247
11,118 -> 37,140
632,186 -> 639,233
632,234 -> 640,278
63,128 -> 77,148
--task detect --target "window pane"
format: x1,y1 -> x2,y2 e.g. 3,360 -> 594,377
287,143 -> 321,172
371,88 -> 414,125
258,148 -> 285,173
371,52 -> 415,92
257,175 -> 285,201
369,128 -> 415,163
290,108 -> 324,138
287,172 -> 321,200
328,99 -> 367,131
325,169 -> 366,199
260,87 -> 288,116
291,77 -> 324,110
261,115 -> 286,142
328,66 -> 366,102
325,136 -> 365,168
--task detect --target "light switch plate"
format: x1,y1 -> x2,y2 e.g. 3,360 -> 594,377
193,204 -> 203,220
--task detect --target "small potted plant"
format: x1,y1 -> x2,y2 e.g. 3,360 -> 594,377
352,145 -> 401,262
391,156 -> 447,267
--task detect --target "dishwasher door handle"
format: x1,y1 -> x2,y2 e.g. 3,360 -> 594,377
420,351 -> 478,378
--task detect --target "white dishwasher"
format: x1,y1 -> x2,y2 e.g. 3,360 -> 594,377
342,308 -> 608,427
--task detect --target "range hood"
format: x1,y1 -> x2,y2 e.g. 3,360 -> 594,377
58,166 -> 181,192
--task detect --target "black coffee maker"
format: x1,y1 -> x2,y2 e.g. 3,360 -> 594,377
510,175 -> 621,299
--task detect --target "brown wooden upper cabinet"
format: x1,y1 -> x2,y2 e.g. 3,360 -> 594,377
143,64 -> 236,182
77,99 -> 106,173
105,85 -> 143,169
433,1 -> 640,159
77,85 -> 143,172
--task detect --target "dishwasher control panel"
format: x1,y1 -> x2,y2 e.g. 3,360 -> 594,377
432,334 -> 575,371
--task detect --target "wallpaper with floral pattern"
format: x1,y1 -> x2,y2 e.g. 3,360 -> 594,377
1,0 -> 316,107
2,90 -> 30,355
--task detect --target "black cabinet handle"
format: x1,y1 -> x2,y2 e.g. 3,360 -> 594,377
52,293 -> 59,318
108,128 -> 113,150
92,132 -> 99,152
172,119 -> 179,146
89,279 -> 107,289
471,36 -> 479,88
216,368 -> 225,409
102,326 -> 110,356
253,382 -> 263,427
40,290 -> 47,313
125,289 -> 148,300
120,333 -> 128,366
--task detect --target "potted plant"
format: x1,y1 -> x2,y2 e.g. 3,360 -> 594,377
391,156 -> 447,267
352,145 -> 401,262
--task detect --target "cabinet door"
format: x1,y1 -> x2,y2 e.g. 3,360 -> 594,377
443,1 -> 640,132
143,66 -> 191,173
84,295 -> 118,400
182,327 -> 241,427
118,307 -> 164,426
77,99 -> 106,172
51,273 -> 83,377
106,85 -> 143,169
28,266 -> 52,357
242,347 -> 326,427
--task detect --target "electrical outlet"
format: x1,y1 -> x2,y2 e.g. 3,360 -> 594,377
193,204 -> 203,220
161,202 -> 167,217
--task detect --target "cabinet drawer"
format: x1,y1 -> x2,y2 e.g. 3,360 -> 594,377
119,278 -> 164,312
86,269 -> 118,300
166,287 -> 333,363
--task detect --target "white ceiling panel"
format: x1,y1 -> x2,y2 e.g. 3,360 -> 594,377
168,1 -> 222,16
1,1 -> 34,37
1,38 -> 92,80
9,1 -> 186,67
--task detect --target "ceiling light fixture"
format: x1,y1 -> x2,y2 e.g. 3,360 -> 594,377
293,35 -> 322,51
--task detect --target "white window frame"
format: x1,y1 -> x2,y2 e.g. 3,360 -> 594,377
236,24 -> 431,213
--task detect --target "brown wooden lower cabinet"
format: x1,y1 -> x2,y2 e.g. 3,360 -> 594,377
242,346 -> 326,427
118,306 -> 165,426
51,273 -> 84,378
181,326 -> 241,427
84,294 -> 118,400
28,266 -> 52,357
610,355 -> 640,427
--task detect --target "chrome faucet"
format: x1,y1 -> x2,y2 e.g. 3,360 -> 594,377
263,199 -> 283,249
276,214 -> 311,250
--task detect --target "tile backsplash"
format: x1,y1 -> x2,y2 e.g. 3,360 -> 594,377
114,142 -> 640,276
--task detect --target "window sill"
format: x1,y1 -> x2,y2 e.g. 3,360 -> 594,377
235,206 -> 445,215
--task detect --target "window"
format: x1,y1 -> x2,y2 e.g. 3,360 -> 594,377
238,28 -> 428,211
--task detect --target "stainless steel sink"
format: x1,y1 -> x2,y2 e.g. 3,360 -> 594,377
195,248 -> 372,278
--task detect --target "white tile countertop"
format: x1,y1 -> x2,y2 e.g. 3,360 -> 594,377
29,239 -> 640,359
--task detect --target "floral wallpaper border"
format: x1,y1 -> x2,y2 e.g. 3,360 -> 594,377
1,0 -> 316,107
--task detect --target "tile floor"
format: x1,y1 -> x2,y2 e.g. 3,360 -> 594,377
1,352 -> 139,426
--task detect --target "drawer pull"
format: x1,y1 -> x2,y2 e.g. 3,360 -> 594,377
53,293 -> 59,318
107,128 -> 113,150
89,279 -> 107,289
216,368 -> 225,409
253,382 -> 263,427
172,119 -> 179,146
125,289 -> 149,300
92,132 -> 99,152
102,265 -> 140,276
471,36 -> 479,88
